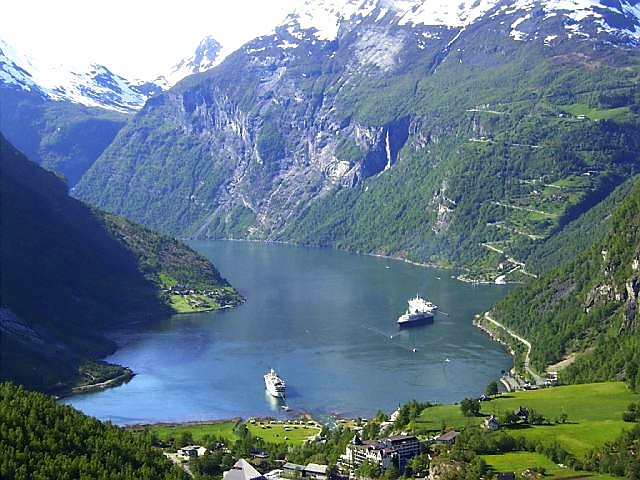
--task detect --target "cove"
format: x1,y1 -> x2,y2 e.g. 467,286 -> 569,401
62,241 -> 512,425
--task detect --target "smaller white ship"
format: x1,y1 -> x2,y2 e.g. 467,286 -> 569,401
397,294 -> 438,328
264,368 -> 286,398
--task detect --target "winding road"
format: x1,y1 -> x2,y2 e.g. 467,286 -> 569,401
483,312 -> 546,386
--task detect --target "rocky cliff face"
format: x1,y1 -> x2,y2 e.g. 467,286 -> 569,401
74,0 -> 640,274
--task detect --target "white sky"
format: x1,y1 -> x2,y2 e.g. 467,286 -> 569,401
0,0 -> 301,80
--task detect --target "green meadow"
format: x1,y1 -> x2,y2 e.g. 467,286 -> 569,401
562,103 -> 633,122
416,382 -> 637,456
142,420 -> 239,444
248,420 -> 321,445
141,419 -> 321,447
481,452 -> 620,480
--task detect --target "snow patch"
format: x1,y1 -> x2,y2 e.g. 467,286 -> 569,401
277,40 -> 299,49
544,34 -> 558,44
510,13 -> 531,41
375,8 -> 388,22
285,0 -> 377,41
397,0 -> 500,27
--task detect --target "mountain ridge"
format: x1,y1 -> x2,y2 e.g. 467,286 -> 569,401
0,134 -> 241,393
74,0 -> 640,283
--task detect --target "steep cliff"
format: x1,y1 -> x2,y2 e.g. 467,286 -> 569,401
491,176 -> 640,387
0,135 -> 240,392
74,0 -> 640,278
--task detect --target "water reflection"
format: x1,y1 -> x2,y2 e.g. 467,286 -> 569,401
63,241 -> 512,424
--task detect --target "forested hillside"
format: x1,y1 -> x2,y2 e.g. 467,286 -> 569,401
0,135 -> 240,392
491,176 -> 640,387
0,382 -> 187,479
74,2 -> 640,281
0,88 -> 128,186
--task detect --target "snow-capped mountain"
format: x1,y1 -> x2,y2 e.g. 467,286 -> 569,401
280,0 -> 640,45
0,38 -> 158,113
154,36 -> 224,89
75,0 -> 640,249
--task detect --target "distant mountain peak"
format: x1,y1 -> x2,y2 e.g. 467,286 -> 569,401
0,37 -> 153,112
154,35 -> 224,88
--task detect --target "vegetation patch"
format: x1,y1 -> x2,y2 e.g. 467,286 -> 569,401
562,103 -> 634,122
481,451 -> 614,479
416,382 -> 637,458
248,420 -> 322,445
143,420 -> 240,445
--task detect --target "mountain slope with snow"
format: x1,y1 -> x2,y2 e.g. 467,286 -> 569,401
280,0 -> 640,44
75,0 -> 640,254
155,36 -> 224,88
0,38 -> 155,113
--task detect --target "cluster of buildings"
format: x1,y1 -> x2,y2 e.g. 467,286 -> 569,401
343,434 -> 420,473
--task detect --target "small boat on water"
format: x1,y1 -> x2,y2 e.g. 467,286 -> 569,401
397,294 -> 438,328
264,368 -> 286,398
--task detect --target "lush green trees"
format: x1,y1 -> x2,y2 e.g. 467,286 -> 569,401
0,382 -> 186,480
492,177 -> 640,383
356,459 -> 382,479
583,424 -> 640,478
460,398 -> 481,417
393,400 -> 431,430
485,381 -> 499,397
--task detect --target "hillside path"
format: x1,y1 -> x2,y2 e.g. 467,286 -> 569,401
483,312 -> 546,386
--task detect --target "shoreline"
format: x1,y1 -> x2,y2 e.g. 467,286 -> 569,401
53,367 -> 135,399
203,237 -> 513,285
125,413 -> 322,430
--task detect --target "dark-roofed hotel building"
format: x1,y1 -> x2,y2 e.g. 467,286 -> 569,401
345,434 -> 420,473
385,435 -> 421,472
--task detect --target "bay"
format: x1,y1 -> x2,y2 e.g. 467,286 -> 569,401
62,241 -> 512,424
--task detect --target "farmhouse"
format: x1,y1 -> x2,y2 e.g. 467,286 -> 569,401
484,415 -> 500,431
433,430 -> 460,445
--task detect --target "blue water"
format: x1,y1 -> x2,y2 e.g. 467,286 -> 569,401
62,241 -> 511,424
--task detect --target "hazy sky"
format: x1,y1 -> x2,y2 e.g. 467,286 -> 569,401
0,0 -> 301,79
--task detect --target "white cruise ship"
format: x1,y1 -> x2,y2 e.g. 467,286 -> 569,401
264,368 -> 286,398
397,294 -> 438,328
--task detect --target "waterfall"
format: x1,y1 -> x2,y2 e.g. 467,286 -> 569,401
384,129 -> 392,171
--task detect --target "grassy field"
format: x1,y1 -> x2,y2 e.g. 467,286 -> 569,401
248,420 -> 321,445
141,419 -> 321,447
169,294 -> 218,313
562,104 -> 632,121
481,452 -> 619,479
415,382 -> 637,457
143,420 -> 240,444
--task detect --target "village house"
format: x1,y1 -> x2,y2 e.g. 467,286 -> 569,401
432,430 -> 460,445
177,445 -> 208,461
514,406 -> 529,422
484,415 -> 500,431
251,448 -> 269,459
303,463 -> 328,479
282,462 -> 305,477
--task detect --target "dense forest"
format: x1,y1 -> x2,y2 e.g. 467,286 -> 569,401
0,382 -> 187,480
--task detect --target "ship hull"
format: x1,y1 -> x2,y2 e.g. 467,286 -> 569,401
397,314 -> 434,328
265,384 -> 286,398
264,370 -> 286,398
